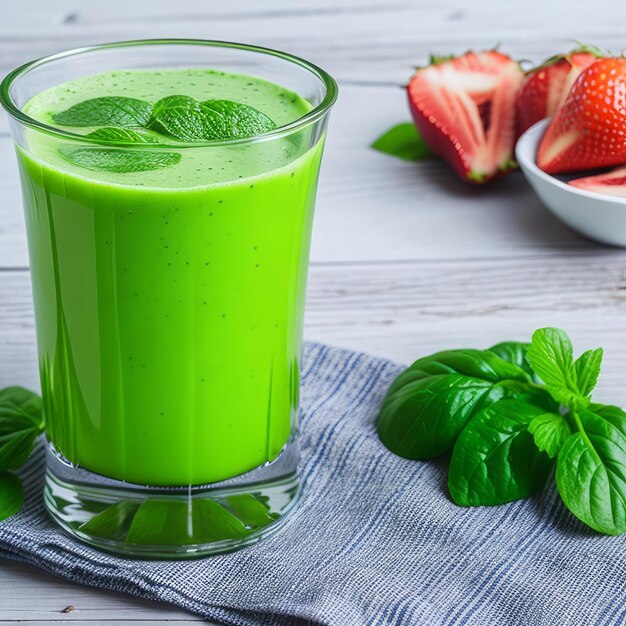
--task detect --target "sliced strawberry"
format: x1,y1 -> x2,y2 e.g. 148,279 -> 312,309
516,50 -> 598,137
407,50 -> 524,184
569,165 -> 626,197
537,57 -> 626,174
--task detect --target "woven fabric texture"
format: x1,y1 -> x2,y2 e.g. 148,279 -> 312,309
1,343 -> 625,626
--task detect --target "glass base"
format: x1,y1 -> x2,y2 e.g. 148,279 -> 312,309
43,440 -> 300,559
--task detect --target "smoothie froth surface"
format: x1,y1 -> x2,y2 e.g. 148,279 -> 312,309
23,68 -> 313,188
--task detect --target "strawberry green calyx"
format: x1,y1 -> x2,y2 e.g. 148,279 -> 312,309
570,42 -> 604,58
467,171 -> 488,184
423,46 -> 509,69
427,53 -> 456,66
526,44 -> 603,76
499,159 -> 518,172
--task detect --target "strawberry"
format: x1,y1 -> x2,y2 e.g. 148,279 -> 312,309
516,49 -> 598,137
407,50 -> 524,184
569,165 -> 626,197
537,57 -> 626,174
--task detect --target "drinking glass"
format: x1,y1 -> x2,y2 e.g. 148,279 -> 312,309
0,40 -> 337,558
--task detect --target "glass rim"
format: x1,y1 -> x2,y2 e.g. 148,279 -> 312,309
0,38 -> 338,149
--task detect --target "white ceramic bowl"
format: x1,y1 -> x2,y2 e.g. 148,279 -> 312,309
516,119 -> 626,247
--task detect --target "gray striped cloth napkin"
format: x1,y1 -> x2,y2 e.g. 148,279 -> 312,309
1,342 -> 625,626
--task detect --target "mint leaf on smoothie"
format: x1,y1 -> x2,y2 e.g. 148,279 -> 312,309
150,95 -> 275,141
59,147 -> 181,173
86,127 -> 157,143
371,122 -> 431,161
52,96 -> 153,127
201,99 -> 276,139
149,95 -> 210,141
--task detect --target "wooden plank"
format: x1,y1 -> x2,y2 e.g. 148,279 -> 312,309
0,0 -> 393,29
1,1 -> 626,84
3,252 -> 626,403
0,82 -> 594,269
0,561 -> 204,623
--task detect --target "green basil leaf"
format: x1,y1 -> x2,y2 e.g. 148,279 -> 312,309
227,494 -> 278,529
85,127 -> 157,143
78,500 -> 140,541
497,380 -> 560,413
59,147 -> 181,174
52,97 -> 153,127
0,472 -> 23,522
488,342 -> 536,380
573,348 -> 603,398
0,387 -> 44,471
126,498 -> 250,545
448,399 -> 554,506
377,350 -> 547,460
150,95 -> 275,141
0,386 -> 42,419
528,411 -> 571,458
527,328 -> 582,408
556,403 -> 626,535
386,349 -> 531,398
371,122 -> 431,161
378,374 -> 492,460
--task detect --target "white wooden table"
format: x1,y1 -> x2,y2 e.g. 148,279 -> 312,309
2,0 -> 626,623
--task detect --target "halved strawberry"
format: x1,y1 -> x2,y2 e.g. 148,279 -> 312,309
516,49 -> 598,137
407,50 -> 524,184
569,165 -> 626,196
537,57 -> 626,174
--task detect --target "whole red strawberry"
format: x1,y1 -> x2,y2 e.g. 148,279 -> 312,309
516,49 -> 598,137
407,50 -> 524,184
537,57 -> 626,174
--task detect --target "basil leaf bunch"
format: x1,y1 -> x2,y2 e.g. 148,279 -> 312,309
377,327 -> 626,535
0,387 -> 44,522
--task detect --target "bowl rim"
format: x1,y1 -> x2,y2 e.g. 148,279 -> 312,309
515,118 -> 626,207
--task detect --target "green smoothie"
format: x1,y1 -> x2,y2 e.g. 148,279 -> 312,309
18,69 -> 323,486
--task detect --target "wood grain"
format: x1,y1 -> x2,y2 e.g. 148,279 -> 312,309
0,560 -> 203,623
1,0 -> 626,86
